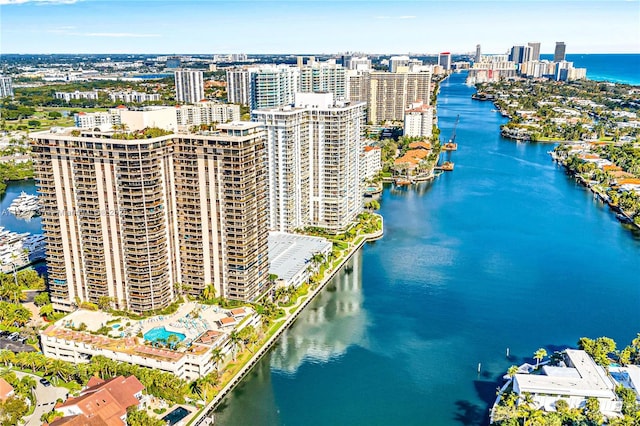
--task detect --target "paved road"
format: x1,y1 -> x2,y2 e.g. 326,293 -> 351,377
0,337 -> 36,353
14,371 -> 68,426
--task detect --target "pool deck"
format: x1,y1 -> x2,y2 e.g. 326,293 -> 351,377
51,302 -> 252,346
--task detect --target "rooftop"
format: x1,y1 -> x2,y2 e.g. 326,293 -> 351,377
514,349 -> 617,399
268,232 -> 332,284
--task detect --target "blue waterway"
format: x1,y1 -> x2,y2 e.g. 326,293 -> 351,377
214,72 -> 640,425
0,180 -> 42,234
540,53 -> 640,85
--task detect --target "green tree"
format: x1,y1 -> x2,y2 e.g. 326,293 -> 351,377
17,269 -> 45,290
533,348 -> 547,368
507,365 -> 519,379
0,396 -> 28,426
126,406 -> 165,426
583,397 -> 604,425
33,291 -> 50,307
578,337 -> 616,366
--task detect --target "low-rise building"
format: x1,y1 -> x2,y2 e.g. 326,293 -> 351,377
362,145 -> 381,182
404,101 -> 434,138
268,232 -> 332,289
40,305 -> 260,380
108,91 -> 161,103
512,349 -> 622,415
52,376 -> 145,426
54,91 -> 99,102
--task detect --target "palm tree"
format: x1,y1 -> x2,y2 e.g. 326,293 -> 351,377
0,350 -> 15,367
49,359 -> 73,383
229,331 -> 241,361
202,284 -> 216,301
189,379 -> 203,400
209,348 -> 224,373
533,348 -> 547,368
507,365 -> 519,379
19,376 -> 36,400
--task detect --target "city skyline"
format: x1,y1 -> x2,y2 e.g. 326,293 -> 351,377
1,0 -> 639,54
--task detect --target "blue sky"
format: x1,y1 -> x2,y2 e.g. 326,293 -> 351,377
1,0 -> 639,54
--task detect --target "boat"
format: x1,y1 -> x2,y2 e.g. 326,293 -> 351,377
7,192 -> 41,218
394,178 -> 412,186
443,142 -> 458,151
440,161 -> 455,171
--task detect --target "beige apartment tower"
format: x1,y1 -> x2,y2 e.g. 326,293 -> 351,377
367,71 -> 432,124
31,122 -> 269,313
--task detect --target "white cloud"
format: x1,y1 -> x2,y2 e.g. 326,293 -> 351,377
0,0 -> 79,4
83,32 -> 160,38
375,15 -> 417,20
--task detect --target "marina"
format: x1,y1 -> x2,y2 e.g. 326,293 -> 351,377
7,191 -> 41,218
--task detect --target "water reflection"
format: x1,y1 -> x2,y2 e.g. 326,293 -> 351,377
270,250 -> 366,374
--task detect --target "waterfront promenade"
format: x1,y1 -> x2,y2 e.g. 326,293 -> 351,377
190,221 -> 384,425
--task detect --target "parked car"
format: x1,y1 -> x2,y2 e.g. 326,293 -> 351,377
39,378 -> 51,387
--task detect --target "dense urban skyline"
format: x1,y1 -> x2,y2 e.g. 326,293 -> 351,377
1,0 -> 639,54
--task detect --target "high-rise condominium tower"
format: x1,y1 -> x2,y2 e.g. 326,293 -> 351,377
475,45 -> 482,63
253,93 -> 365,233
554,42 -> 566,62
438,52 -> 452,71
31,121 -> 268,313
250,65 -> 300,110
226,69 -> 251,105
367,71 -> 432,124
174,70 -> 204,104
528,42 -> 541,61
299,62 -> 346,99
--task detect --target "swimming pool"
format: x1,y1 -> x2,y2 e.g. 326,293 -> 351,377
162,406 -> 191,425
112,324 -> 121,329
143,326 -> 185,344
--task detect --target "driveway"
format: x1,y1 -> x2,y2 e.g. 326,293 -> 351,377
14,371 -> 68,426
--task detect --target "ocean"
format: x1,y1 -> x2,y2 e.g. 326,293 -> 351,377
540,53 -> 640,85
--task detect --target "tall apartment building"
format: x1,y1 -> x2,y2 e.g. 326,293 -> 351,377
509,45 -> 533,65
0,76 -> 13,98
475,45 -> 482,63
299,62 -> 346,99
253,93 -> 365,233
174,70 -> 204,104
250,65 -> 300,110
438,52 -> 452,71
31,120 -> 268,313
343,56 -> 371,71
367,71 -> 432,124
346,71 -> 370,104
554,42 -> 566,62
528,42 -> 541,61
226,68 -> 251,105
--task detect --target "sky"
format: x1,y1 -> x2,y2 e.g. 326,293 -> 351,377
1,0 -> 639,54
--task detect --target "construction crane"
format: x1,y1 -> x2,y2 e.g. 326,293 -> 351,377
443,115 -> 459,151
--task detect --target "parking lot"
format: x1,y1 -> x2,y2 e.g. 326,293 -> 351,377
0,331 -> 36,353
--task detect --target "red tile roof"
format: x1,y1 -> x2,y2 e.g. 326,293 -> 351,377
57,376 -> 143,426
0,378 -> 13,401
50,414 -> 109,426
